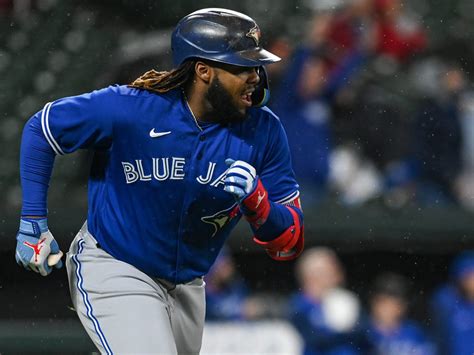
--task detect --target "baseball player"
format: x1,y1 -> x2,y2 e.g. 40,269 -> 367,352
16,8 -> 304,354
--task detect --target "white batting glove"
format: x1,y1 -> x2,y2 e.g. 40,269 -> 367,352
224,159 -> 257,200
15,218 -> 63,276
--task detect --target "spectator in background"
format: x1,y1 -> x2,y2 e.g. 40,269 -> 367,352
367,272 -> 435,355
288,247 -> 370,355
372,0 -> 427,64
326,0 -> 428,207
0,0 -> 12,15
205,248 -> 263,321
430,251 -> 474,355
263,33 -> 294,91
271,12 -> 333,198
271,9 -> 367,205
455,90 -> 474,211
348,0 -> 427,183
414,64 -> 465,205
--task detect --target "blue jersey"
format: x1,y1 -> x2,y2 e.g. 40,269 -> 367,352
288,293 -> 369,355
205,277 -> 250,321
431,285 -> 474,355
367,320 -> 435,355
37,85 -> 299,283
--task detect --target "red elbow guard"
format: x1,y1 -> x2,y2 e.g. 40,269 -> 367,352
253,206 -> 304,261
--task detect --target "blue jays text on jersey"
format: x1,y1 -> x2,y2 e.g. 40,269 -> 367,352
121,157 -> 227,186
31,85 -> 299,284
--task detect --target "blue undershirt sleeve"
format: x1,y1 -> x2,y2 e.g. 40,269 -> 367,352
20,114 -> 55,216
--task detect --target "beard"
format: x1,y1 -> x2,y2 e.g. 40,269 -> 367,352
203,77 -> 248,124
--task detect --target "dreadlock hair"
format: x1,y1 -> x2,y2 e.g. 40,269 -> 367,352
128,60 -> 195,94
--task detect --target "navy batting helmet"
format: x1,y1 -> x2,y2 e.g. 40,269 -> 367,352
171,8 -> 280,67
171,8 -> 280,106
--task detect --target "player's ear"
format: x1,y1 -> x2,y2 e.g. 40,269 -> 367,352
195,61 -> 211,84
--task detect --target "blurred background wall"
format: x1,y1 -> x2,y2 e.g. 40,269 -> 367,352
1,0 -> 474,353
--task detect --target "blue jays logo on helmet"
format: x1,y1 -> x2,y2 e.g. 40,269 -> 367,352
246,25 -> 261,46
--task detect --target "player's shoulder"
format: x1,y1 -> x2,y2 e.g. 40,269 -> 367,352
248,105 -> 281,122
53,85 -> 179,106
47,86 -> 180,123
246,105 -> 283,132
97,85 -> 179,103
52,85 -> 129,106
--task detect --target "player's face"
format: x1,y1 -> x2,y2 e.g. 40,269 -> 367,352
370,294 -> 406,327
206,63 -> 260,122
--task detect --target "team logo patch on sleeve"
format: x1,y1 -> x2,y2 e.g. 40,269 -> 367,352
201,203 -> 240,237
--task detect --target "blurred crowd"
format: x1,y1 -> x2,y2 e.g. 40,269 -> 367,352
205,247 -> 474,355
1,0 -> 473,212
1,1 -> 474,353
266,0 -> 474,210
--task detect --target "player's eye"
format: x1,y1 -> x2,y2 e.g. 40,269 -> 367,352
213,62 -> 258,76
234,66 -> 259,75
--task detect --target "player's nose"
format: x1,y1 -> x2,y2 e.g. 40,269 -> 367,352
247,68 -> 260,85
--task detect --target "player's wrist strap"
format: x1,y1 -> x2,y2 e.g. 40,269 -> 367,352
19,218 -> 48,236
240,179 -> 271,229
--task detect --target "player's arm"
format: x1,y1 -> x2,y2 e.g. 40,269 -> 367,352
224,159 -> 303,261
16,114 -> 63,275
16,89 -> 114,275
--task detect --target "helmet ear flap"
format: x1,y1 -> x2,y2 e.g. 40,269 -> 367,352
251,66 -> 270,107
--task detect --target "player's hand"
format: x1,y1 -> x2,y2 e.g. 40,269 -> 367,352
224,159 -> 257,200
15,218 -> 63,276
224,159 -> 270,228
